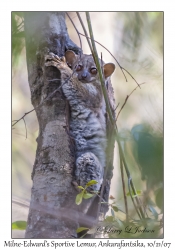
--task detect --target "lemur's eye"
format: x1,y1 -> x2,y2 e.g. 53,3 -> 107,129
90,67 -> 97,74
76,65 -> 82,71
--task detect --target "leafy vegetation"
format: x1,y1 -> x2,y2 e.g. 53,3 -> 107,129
75,180 -> 98,205
12,221 -> 27,230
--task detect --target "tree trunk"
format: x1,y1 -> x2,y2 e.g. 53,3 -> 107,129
24,12 -> 81,239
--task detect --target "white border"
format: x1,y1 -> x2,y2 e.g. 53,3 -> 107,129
0,1 -> 174,248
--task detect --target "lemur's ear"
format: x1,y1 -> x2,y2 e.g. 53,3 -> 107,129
65,50 -> 77,67
103,63 -> 115,78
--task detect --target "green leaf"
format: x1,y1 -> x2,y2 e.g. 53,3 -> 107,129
83,192 -> 95,199
111,209 -> 115,217
86,180 -> 98,187
104,216 -> 114,222
77,186 -> 84,190
76,227 -> 89,233
12,221 -> 27,230
126,190 -> 142,197
112,205 -> 119,212
76,191 -> 84,205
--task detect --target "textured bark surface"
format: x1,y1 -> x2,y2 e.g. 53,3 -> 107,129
24,12 -> 81,239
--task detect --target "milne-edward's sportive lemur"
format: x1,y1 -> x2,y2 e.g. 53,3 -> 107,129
45,50 -> 115,194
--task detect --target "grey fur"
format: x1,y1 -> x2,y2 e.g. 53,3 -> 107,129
45,52 -> 115,192
62,79 -> 106,191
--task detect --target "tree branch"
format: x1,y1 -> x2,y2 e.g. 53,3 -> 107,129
12,109 -> 35,127
116,82 -> 146,121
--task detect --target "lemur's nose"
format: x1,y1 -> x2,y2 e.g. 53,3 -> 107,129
81,71 -> 87,79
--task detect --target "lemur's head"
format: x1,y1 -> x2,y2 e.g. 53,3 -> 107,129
65,50 -> 115,83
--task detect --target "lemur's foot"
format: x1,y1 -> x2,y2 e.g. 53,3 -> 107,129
45,52 -> 67,70
75,152 -> 103,192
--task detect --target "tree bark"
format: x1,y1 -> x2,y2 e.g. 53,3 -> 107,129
24,12 -> 81,239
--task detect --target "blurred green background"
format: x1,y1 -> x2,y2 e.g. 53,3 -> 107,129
12,12 -> 163,238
